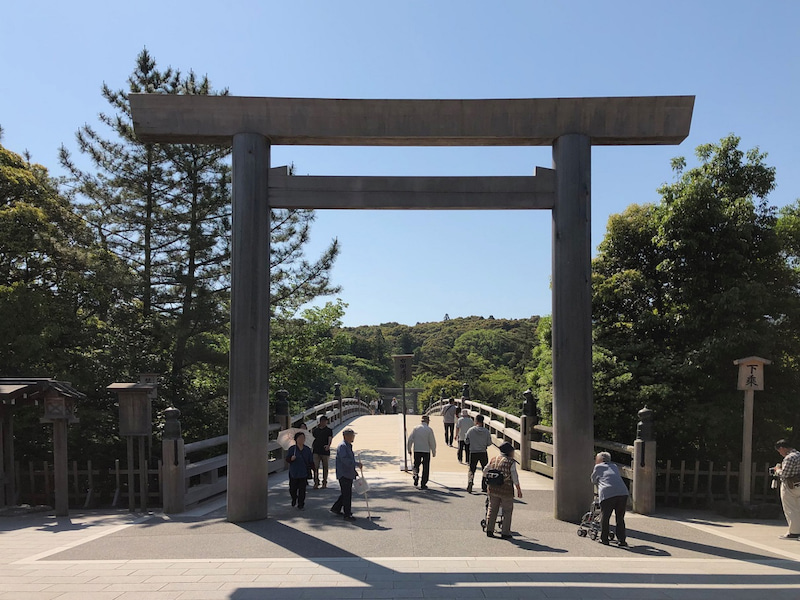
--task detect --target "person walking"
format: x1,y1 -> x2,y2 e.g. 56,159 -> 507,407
484,442 -> 523,538
391,397 -> 398,414
441,398 -> 458,446
774,439 -> 800,539
311,415 -> 333,489
407,414 -> 437,489
591,451 -> 629,547
330,427 -> 362,521
465,414 -> 492,493
286,431 -> 314,510
455,409 -> 474,463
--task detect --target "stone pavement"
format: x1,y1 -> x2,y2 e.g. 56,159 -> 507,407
1,414 -> 800,599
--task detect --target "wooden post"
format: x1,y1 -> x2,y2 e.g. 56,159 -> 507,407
520,414 -> 531,472
740,388 -> 754,504
138,437 -> 147,511
552,133 -> 593,521
734,356 -> 770,505
162,408 -> 186,514
2,405 -> 16,506
52,420 -> 69,516
227,132 -> 271,522
127,436 -> 135,512
632,439 -> 657,514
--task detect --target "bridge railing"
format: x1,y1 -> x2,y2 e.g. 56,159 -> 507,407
425,396 -> 654,514
162,397 -> 370,513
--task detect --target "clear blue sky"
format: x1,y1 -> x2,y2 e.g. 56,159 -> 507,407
2,1 -> 798,327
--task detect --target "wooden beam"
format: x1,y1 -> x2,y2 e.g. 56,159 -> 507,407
267,167 -> 556,210
130,95 -> 695,147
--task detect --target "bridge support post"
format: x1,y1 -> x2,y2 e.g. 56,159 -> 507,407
552,133 -> 594,522
162,407 -> 186,515
520,414 -> 531,471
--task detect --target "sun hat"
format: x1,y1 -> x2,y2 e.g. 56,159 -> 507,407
498,441 -> 514,455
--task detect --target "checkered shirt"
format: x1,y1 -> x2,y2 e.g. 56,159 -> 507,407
781,449 -> 800,480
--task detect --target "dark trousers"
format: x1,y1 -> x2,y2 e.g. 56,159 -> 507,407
444,422 -> 455,445
457,440 -> 469,462
468,451 -> 489,491
331,476 -> 354,516
289,477 -> 307,508
600,494 -> 627,543
413,452 -> 431,486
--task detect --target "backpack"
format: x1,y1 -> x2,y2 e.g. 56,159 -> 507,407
484,468 -> 505,487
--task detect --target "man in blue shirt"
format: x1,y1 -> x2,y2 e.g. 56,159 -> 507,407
330,427 -> 362,521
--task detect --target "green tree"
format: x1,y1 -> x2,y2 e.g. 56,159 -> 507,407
592,135 -> 800,460
60,50 -> 340,437
0,141 -> 133,459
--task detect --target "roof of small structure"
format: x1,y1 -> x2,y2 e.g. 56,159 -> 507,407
0,378 -> 86,405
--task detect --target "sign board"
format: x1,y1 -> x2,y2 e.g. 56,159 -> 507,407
733,356 -> 771,391
392,354 -> 414,384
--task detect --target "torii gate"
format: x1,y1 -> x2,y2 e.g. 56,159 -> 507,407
130,95 -> 694,522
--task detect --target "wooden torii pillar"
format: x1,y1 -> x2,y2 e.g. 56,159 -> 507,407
130,95 -> 694,522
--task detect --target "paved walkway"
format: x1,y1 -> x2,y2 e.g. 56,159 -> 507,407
1,414 -> 800,599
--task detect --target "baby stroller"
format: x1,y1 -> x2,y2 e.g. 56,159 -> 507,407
480,496 -> 504,533
577,495 -> 614,541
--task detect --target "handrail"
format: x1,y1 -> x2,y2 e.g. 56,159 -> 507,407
164,396 -> 371,512
425,396 -> 635,479
184,435 -> 228,454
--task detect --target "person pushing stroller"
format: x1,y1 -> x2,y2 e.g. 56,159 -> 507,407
483,442 -> 523,538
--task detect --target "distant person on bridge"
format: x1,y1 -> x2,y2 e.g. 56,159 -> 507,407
455,409 -> 474,463
465,414 -> 492,493
441,398 -> 458,446
774,439 -> 800,539
391,397 -> 398,414
591,451 -> 629,547
484,442 -> 523,539
311,415 -> 333,489
407,414 -> 437,489
330,427 -> 362,521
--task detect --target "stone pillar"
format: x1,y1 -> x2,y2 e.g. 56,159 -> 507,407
161,407 -> 186,514
552,133 -> 594,522
227,132 -> 270,522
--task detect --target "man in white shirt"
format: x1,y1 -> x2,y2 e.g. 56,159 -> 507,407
407,414 -> 437,490
455,409 -> 474,463
441,398 -> 458,446
465,414 -> 492,493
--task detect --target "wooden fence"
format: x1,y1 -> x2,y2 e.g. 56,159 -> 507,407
14,460 -> 100,508
659,459 -> 779,506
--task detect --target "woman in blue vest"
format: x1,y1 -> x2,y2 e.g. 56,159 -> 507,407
286,431 -> 314,510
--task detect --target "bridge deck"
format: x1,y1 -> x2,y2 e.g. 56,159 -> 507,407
1,415 -> 799,598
